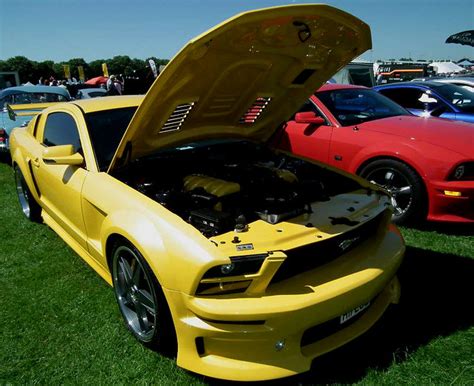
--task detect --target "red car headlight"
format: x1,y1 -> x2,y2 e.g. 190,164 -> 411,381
448,162 -> 474,181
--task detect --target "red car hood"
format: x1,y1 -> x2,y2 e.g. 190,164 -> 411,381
359,115 -> 474,157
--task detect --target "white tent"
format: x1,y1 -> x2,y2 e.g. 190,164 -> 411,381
429,61 -> 464,74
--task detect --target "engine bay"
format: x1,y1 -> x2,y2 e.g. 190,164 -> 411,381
114,140 -> 362,237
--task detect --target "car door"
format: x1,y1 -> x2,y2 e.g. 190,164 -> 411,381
277,99 -> 333,164
315,90 -> 374,172
31,109 -> 89,249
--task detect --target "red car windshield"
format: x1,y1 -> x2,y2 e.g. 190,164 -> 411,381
317,88 -> 410,126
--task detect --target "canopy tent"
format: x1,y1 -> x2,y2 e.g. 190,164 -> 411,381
85,76 -> 108,85
429,61 -> 464,74
457,59 -> 474,67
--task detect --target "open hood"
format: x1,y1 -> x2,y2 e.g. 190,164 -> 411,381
108,4 -> 371,172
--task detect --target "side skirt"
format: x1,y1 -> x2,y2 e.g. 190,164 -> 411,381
42,210 -> 113,286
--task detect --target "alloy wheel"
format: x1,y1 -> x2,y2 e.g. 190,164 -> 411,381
113,245 -> 158,342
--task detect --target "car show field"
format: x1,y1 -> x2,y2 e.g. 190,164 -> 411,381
1,1 -> 473,384
1,162 -> 473,384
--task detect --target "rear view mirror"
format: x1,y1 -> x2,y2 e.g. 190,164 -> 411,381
42,144 -> 84,166
295,112 -> 325,125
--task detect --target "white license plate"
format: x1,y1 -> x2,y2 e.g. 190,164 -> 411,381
340,302 -> 370,325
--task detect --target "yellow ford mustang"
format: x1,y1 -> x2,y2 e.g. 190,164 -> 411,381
9,4 -> 404,381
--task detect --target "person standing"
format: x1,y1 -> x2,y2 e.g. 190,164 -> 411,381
106,75 -> 119,95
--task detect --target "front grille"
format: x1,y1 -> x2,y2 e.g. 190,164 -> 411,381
270,212 -> 384,284
301,301 -> 372,347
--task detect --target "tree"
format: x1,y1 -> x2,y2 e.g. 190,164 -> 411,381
5,56 -> 35,83
88,59 -> 106,78
66,58 -> 89,79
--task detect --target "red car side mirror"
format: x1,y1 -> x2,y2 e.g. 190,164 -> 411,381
295,112 -> 325,125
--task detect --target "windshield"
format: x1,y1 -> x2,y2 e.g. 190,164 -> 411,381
317,88 -> 410,126
85,107 -> 138,171
1,91 -> 70,105
429,83 -> 474,113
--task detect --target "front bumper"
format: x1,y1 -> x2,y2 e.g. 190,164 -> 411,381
428,180 -> 474,223
163,226 -> 404,381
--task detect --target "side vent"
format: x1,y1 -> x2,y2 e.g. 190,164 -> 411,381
160,102 -> 195,133
239,97 -> 272,124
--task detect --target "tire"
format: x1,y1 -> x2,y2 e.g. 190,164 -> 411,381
111,239 -> 177,354
14,165 -> 41,222
359,159 -> 426,224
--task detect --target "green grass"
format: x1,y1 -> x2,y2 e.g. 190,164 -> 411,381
0,161 -> 473,385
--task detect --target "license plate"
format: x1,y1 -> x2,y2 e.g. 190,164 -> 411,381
340,302 -> 370,325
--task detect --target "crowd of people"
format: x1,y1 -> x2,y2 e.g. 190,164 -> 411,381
28,71 -> 155,99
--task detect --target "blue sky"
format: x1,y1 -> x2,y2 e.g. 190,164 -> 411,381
1,0 -> 473,62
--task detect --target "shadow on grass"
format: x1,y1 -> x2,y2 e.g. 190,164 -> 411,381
206,246 -> 474,385
0,152 -> 11,165
406,221 -> 474,236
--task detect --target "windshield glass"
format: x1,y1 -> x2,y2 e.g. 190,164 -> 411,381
1,91 -> 70,105
429,83 -> 474,112
317,88 -> 410,126
85,107 -> 138,171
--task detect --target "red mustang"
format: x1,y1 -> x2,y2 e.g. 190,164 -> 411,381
276,84 -> 474,224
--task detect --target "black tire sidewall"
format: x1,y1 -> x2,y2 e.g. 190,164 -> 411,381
111,239 -> 176,352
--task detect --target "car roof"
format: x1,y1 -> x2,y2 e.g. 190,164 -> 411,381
317,83 -> 368,92
374,81 -> 443,89
71,95 -> 144,113
0,85 -> 70,97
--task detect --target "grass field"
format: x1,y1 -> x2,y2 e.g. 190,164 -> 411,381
1,161 -> 473,385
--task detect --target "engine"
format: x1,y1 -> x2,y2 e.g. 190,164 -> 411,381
117,141 -> 356,238
135,162 -> 323,236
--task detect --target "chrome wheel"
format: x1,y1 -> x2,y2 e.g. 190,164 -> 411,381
359,159 -> 426,224
366,168 -> 413,217
15,166 -> 31,218
14,165 -> 40,221
112,245 -> 157,342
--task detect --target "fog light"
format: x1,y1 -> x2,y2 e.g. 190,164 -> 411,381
275,339 -> 285,351
444,190 -> 462,197
220,263 -> 235,274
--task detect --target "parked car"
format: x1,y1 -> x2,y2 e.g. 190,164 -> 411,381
0,86 -> 71,152
9,5 -> 404,382
276,83 -> 474,224
373,81 -> 474,123
412,76 -> 474,88
75,87 -> 107,99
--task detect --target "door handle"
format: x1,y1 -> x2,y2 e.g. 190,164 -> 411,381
31,158 -> 40,168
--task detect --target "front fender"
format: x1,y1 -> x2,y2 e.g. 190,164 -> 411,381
348,141 -> 427,179
99,207 -> 227,295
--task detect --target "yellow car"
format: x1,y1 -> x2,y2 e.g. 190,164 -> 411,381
9,4 -> 404,381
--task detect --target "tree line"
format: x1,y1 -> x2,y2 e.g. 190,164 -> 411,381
0,56 -> 169,84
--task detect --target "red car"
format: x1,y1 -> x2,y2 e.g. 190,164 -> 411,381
276,84 -> 474,223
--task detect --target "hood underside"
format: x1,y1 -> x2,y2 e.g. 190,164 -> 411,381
109,4 -> 371,172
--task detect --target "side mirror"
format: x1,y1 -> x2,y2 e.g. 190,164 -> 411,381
42,144 -> 84,166
295,111 -> 325,125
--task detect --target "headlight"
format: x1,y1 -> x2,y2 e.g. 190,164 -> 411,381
196,253 -> 268,296
449,162 -> 474,181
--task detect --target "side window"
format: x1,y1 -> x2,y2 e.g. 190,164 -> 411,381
379,88 -> 429,110
43,112 -> 81,153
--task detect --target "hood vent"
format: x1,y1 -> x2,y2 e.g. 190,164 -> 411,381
239,97 -> 272,124
160,102 -> 195,133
